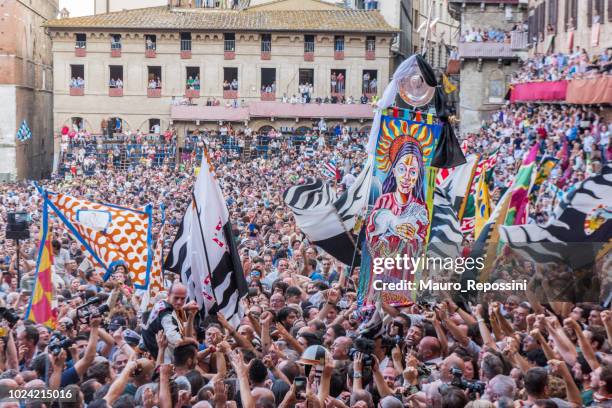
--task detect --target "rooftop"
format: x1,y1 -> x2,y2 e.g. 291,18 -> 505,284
45,6 -> 397,33
171,101 -> 375,122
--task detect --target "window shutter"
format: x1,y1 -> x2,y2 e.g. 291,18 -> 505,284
588,0 -> 593,26
564,0 -> 569,30
608,0 -> 612,22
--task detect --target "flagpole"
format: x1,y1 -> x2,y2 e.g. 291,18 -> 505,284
191,192 -> 219,305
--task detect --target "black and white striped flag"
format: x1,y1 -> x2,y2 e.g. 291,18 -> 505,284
499,164 -> 612,267
284,157 -> 373,265
164,153 -> 247,327
428,185 -> 464,259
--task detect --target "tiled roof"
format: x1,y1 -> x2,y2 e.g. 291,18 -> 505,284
171,101 -> 374,121
45,6 -> 397,33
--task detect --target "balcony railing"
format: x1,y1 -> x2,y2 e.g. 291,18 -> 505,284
109,87 -> 123,97
70,86 -> 84,96
224,39 -> 235,52
185,89 -> 200,98
223,90 -> 238,99
334,50 -> 344,60
260,91 -> 275,101
75,41 -> 87,57
510,31 -> 528,49
110,43 -> 121,57
304,42 -> 314,53
147,88 -> 162,98
181,39 -> 192,51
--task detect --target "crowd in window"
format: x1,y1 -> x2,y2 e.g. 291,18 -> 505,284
330,71 -> 345,94
511,48 -> 612,84
148,76 -> 162,89
223,79 -> 239,91
109,78 -> 123,88
186,75 -> 201,90
362,72 -> 377,94
460,27 -> 512,43
69,77 -> 85,88
261,82 -> 276,94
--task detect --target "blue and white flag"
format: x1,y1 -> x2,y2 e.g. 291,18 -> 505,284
16,120 -> 32,142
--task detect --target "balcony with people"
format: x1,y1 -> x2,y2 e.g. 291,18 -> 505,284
458,28 -> 529,59
109,66 -> 124,97
75,33 -> 87,57
147,67 -> 162,97
185,67 -> 201,99
362,70 -> 377,98
110,34 -> 122,57
365,36 -> 376,60
223,67 -> 238,99
330,70 -> 345,98
69,65 -> 85,96
145,35 -> 157,58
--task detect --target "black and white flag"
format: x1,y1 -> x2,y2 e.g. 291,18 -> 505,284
499,164 -> 612,267
428,185 -> 464,259
284,157 -> 373,265
164,153 -> 247,326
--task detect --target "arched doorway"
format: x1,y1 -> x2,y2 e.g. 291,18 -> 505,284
295,126 -> 311,136
108,117 -> 129,135
258,125 -> 275,135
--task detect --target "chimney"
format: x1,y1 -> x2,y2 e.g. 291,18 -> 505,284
59,7 -> 70,18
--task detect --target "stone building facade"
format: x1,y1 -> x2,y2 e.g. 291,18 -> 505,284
449,0 -> 528,134
527,0 -> 611,56
0,0 -> 58,181
46,0 -> 395,137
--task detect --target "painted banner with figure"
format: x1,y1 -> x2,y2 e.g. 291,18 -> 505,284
359,115 -> 441,307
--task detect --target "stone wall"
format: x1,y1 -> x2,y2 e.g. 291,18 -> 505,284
0,0 -> 57,181
459,59 -> 519,135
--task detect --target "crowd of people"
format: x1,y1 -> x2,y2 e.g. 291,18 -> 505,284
69,77 -> 85,89
223,79 -> 240,92
187,76 -> 201,91
110,78 -> 124,89
0,94 -> 610,408
511,48 -> 612,84
459,28 -> 511,43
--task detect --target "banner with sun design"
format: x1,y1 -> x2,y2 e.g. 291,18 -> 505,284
359,115 -> 441,307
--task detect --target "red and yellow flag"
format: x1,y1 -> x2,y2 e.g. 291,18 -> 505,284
25,204 -> 57,329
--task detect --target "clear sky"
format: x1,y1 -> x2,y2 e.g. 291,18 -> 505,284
59,0 -> 94,17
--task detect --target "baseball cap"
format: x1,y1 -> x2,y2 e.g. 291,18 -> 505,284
108,316 -> 127,332
123,329 -> 141,346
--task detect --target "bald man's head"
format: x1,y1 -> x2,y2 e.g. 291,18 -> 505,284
169,283 -> 187,310
251,387 -> 275,408
440,354 -> 465,382
417,336 -> 442,362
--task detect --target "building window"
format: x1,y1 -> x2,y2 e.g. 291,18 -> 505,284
330,69 -> 346,94
299,68 -> 314,94
304,35 -> 315,53
334,35 -> 345,52
261,33 -> 272,52
261,68 -> 276,93
111,34 -> 121,49
366,36 -> 376,52
488,69 -> 505,103
148,66 -> 162,89
181,32 -> 192,51
186,67 -> 200,90
362,70 -> 377,95
109,65 -> 123,88
75,33 -> 86,49
149,119 -> 161,134
145,35 -> 156,50
223,67 -> 238,90
224,33 -> 235,52
70,65 -> 84,88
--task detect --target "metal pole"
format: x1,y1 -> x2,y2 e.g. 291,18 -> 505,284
421,0 -> 435,56
15,239 -> 20,289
